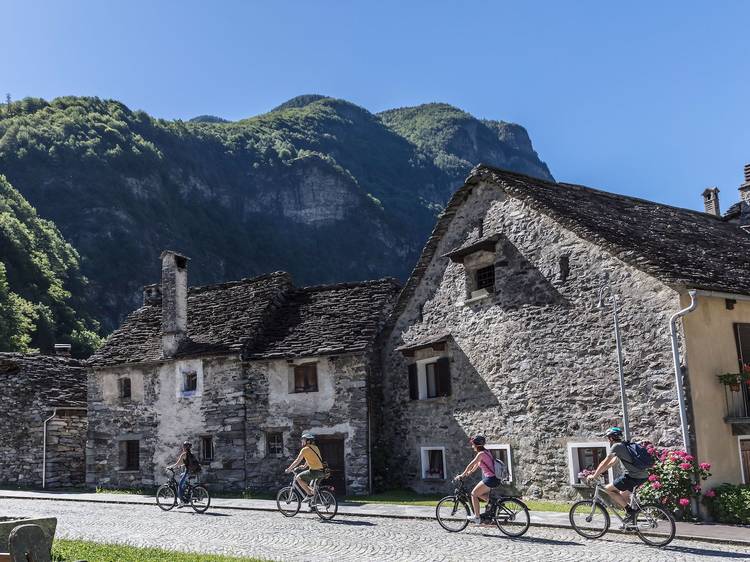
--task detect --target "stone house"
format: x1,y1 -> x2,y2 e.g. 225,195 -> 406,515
378,164 -> 750,498
86,251 -> 399,495
0,350 -> 87,489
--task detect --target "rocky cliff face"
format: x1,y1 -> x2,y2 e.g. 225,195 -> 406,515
0,95 -> 552,333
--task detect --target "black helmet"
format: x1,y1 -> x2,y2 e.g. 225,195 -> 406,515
471,435 -> 486,446
605,427 -> 623,440
182,441 -> 192,450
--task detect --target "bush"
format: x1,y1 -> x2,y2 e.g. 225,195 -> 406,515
637,447 -> 711,521
705,483 -> 750,524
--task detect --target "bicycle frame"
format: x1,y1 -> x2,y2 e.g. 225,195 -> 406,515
589,478 -> 641,525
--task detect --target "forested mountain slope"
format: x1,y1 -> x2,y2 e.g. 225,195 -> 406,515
0,95 -> 551,333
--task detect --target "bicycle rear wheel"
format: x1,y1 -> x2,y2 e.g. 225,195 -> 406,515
314,489 -> 338,521
634,503 -> 676,547
156,484 -> 176,511
569,500 -> 610,539
435,496 -> 470,532
494,498 -> 530,537
276,486 -> 301,517
190,485 -> 211,513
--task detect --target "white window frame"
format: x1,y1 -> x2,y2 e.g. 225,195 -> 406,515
485,444 -> 513,482
567,441 -> 613,485
739,435 -> 750,484
415,357 -> 440,400
420,446 -> 447,480
176,359 -> 203,398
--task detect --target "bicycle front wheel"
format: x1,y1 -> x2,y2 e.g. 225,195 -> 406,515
156,484 -> 176,511
276,486 -> 301,517
569,500 -> 610,539
435,496 -> 470,532
314,489 -> 338,521
634,503 -> 676,547
190,485 -> 211,513
494,498 -> 530,537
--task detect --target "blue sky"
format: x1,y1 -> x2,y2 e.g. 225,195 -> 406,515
3,1 -> 749,211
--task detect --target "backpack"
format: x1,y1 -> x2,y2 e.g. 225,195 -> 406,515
186,451 -> 202,474
309,446 -> 331,480
485,451 -> 509,481
624,441 -> 656,470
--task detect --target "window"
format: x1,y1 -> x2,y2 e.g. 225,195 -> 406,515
408,358 -> 451,400
119,378 -> 131,400
486,444 -> 513,482
475,265 -> 495,292
120,440 -> 140,471
567,442 -> 611,484
293,363 -> 318,393
740,437 -> 750,484
420,447 -> 446,480
201,436 -> 214,462
266,432 -> 284,457
183,370 -> 198,393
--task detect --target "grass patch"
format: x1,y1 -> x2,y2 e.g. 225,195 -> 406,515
344,489 -> 572,512
52,539 -> 264,562
95,486 -> 148,495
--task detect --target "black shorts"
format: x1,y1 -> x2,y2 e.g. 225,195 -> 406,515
613,474 -> 647,492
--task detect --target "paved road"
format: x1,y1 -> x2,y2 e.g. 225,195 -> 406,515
1,498 -> 747,561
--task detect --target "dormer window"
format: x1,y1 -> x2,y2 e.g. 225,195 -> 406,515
443,234 -> 501,303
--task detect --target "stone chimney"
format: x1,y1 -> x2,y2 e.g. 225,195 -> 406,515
54,343 -> 71,357
702,187 -> 721,216
740,163 -> 750,204
160,251 -> 189,358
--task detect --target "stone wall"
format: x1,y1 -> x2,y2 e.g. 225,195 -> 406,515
380,182 -> 686,498
245,355 -> 371,495
45,413 -> 87,488
87,354 -> 246,491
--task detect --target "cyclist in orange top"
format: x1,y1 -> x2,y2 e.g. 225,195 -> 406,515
285,433 -> 325,499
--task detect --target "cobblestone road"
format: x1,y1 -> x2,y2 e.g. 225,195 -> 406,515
1,498 -> 747,561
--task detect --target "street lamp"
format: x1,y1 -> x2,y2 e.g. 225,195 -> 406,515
597,280 -> 631,442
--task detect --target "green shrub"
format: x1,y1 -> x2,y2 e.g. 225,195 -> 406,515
705,483 -> 750,524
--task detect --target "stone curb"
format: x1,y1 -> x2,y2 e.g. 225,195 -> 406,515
1,493 -> 748,548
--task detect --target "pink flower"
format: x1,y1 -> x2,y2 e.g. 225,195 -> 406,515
693,485 -> 702,493
648,474 -> 659,482
661,497 -> 669,504
699,462 -> 711,470
679,498 -> 690,507
652,481 -> 662,490
647,445 -> 656,455
705,489 -> 716,498
679,462 -> 692,470
685,455 -> 695,462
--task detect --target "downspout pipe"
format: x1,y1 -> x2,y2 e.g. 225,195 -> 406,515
669,290 -> 698,455
42,408 -> 58,489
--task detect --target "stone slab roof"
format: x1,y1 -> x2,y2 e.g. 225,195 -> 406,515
0,353 -> 86,408
248,279 -> 401,359
392,165 -> 750,322
89,272 -> 400,367
88,272 -> 293,367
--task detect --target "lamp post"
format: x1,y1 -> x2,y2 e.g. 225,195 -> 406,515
598,282 -> 631,441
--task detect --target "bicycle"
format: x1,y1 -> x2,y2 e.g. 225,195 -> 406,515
156,467 -> 211,514
435,476 -> 530,537
569,476 -> 675,547
276,467 -> 338,521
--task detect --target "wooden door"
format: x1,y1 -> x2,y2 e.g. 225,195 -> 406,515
317,438 -> 346,495
741,439 -> 750,484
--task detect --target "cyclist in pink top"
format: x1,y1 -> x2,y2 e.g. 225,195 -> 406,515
456,435 -> 501,524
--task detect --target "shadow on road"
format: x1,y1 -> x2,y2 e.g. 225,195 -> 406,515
318,519 -> 376,527
663,545 -> 750,559
480,534 -> 580,546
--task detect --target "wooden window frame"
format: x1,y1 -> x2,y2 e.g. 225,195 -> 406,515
739,435 -> 750,484
266,432 -> 284,457
408,357 -> 451,400
293,363 -> 318,393
201,436 -> 214,462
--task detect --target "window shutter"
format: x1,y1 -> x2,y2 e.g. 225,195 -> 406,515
436,357 -> 451,397
408,363 -> 419,400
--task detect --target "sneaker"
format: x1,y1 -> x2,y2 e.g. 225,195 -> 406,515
176,502 -> 186,509
466,515 -> 481,524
